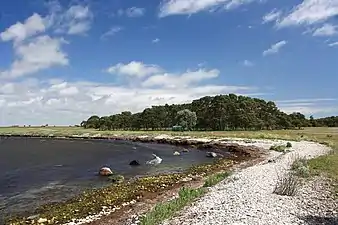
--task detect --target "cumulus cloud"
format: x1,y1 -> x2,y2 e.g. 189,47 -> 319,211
0,77 -> 257,126
142,69 -> 220,88
0,35 -> 68,79
106,61 -> 163,78
277,0 -> 338,28
0,13 -> 46,43
312,24 -> 338,36
263,40 -> 287,56
158,0 -> 261,17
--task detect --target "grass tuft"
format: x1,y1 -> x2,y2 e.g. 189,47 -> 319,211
273,171 -> 301,196
203,172 -> 231,187
140,187 -> 206,225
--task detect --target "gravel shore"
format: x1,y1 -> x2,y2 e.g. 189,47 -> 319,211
161,140 -> 337,225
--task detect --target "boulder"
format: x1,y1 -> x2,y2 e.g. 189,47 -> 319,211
129,160 -> 141,166
99,167 -> 113,176
182,148 -> 189,152
146,154 -> 162,165
206,152 -> 218,158
173,151 -> 181,156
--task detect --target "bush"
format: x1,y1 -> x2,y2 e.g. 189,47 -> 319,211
273,172 -> 300,196
286,142 -> 292,148
291,156 -> 310,178
270,145 -> 287,153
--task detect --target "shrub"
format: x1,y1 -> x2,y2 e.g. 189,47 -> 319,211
286,142 -> 292,148
273,172 -> 300,196
291,155 -> 310,178
270,145 -> 287,153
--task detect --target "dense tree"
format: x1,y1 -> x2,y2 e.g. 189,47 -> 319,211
175,109 -> 197,131
81,94 -> 337,131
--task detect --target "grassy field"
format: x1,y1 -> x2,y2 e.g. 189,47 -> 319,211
0,126 -> 337,193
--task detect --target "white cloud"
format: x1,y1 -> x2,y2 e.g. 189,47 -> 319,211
262,9 -> 281,24
152,38 -> 160,43
158,0 -> 260,17
313,24 -> 338,36
125,7 -> 146,17
0,35 -> 68,79
142,69 -> 220,88
277,0 -> 338,28
277,98 -> 338,115
0,77 -> 257,126
101,26 -> 123,39
328,41 -> 338,46
106,61 -> 163,78
48,4 -> 93,35
243,60 -> 254,67
0,13 -> 46,43
263,40 -> 287,56
116,7 -> 145,17
276,98 -> 336,103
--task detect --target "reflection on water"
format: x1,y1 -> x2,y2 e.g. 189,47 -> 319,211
0,137 -> 214,219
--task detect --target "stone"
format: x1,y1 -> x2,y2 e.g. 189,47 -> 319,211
129,160 -> 141,166
99,167 -> 113,176
206,152 -> 218,158
173,151 -> 181,156
37,218 -> 48,223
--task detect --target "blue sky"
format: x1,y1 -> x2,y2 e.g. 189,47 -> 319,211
0,0 -> 338,126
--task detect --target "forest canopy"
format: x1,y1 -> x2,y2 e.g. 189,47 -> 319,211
81,94 -> 338,131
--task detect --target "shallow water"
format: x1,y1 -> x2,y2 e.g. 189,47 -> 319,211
0,137 -> 214,219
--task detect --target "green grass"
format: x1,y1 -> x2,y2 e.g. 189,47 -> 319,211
140,187 -> 206,225
203,172 -> 231,187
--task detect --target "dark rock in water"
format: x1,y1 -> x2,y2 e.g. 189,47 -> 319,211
99,167 -> 113,176
129,160 -> 141,166
108,174 -> 124,183
206,152 -> 218,158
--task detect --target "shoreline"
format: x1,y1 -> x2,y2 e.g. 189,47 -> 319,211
3,135 -> 269,225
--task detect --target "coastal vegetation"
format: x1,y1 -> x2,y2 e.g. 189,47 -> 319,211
80,94 -> 338,131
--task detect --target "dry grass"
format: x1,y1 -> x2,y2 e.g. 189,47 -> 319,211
274,171 -> 301,196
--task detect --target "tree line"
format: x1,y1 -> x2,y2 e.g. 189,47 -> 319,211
80,94 -> 338,131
